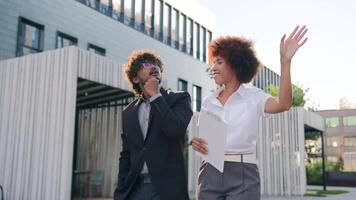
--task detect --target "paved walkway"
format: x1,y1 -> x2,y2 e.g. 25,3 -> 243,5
262,186 -> 356,200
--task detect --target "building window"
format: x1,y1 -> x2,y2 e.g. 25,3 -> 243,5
326,136 -> 339,147
194,22 -> 200,59
56,32 -> 78,48
163,3 -> 171,44
193,85 -> 202,112
344,136 -> 356,147
85,0 -> 98,9
186,18 -> 193,55
16,17 -> 44,57
88,44 -> 106,56
171,9 -> 179,49
325,117 -> 339,128
99,0 -> 111,15
144,0 -> 153,35
112,0 -> 122,20
207,30 -> 212,42
154,0 -> 162,40
134,0 -> 143,30
200,26 -> 206,62
179,13 -> 186,52
124,0 -> 132,25
177,79 -> 188,92
343,116 -> 356,127
75,0 -> 213,62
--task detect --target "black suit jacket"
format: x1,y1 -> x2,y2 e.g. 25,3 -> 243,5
114,88 -> 193,200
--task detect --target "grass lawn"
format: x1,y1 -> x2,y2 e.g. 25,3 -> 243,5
304,189 -> 349,197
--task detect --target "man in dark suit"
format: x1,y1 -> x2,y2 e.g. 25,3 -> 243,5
114,50 -> 193,200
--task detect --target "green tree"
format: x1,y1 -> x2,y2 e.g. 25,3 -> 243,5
265,84 -> 309,107
306,159 -> 344,185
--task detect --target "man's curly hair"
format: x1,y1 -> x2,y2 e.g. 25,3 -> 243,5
208,36 -> 261,83
124,50 -> 164,95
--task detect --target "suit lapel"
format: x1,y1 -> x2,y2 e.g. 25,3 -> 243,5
130,98 -> 145,145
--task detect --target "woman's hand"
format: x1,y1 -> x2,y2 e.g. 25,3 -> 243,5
190,137 -> 208,155
280,25 -> 308,63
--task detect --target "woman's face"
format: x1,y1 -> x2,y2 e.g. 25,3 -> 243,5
210,56 -> 236,85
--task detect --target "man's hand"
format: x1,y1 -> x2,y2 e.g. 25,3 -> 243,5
143,77 -> 160,98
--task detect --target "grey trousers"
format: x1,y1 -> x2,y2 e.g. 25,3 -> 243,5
197,161 -> 260,200
127,175 -> 160,200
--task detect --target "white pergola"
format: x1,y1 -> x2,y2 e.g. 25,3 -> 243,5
0,47 -> 132,199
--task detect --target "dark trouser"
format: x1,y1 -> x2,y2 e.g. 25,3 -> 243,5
197,161 -> 261,200
127,174 -> 160,200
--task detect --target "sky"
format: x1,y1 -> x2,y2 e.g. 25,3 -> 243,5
195,0 -> 356,110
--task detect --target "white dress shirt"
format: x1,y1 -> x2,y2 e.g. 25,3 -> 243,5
138,92 -> 162,174
202,84 -> 271,155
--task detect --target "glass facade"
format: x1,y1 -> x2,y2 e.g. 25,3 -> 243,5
124,0 -> 132,25
252,66 -> 281,90
325,117 -> 339,128
75,0 -> 212,63
163,3 -> 171,44
171,8 -> 179,49
16,18 -> 44,57
177,79 -> 188,92
134,0 -> 142,29
344,136 -> 356,147
186,18 -> 193,55
193,85 -> 202,112
144,0 -> 153,35
112,0 -> 122,20
88,43 -> 106,56
326,136 -> 339,147
56,32 -> 78,48
343,116 -> 356,126
179,13 -> 186,52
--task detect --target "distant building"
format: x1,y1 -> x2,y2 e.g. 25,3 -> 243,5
316,109 -> 356,171
252,66 -> 280,90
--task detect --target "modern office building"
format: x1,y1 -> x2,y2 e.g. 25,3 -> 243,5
253,65 -> 280,90
0,0 -> 319,199
0,0 -> 215,199
316,109 -> 356,171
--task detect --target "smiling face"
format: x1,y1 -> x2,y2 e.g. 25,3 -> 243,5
210,56 -> 236,86
133,62 -> 162,86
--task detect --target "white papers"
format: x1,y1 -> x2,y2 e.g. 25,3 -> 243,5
197,108 -> 227,172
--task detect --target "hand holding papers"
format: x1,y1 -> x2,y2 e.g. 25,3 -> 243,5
196,108 -> 227,172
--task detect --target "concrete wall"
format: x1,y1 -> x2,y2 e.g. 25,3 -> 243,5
0,48 -> 78,200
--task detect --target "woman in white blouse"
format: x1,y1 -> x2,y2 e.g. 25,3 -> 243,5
191,25 -> 308,200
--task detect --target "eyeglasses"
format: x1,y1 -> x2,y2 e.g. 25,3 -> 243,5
141,62 -> 161,69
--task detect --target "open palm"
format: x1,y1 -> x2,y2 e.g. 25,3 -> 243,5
280,25 -> 308,62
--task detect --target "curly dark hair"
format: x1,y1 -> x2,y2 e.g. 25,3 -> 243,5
208,36 -> 261,83
124,50 -> 164,95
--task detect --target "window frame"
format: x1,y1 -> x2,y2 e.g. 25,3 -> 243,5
16,17 -> 44,57
56,31 -> 78,48
87,43 -> 106,56
192,84 -> 202,112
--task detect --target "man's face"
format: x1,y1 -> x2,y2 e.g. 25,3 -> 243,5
133,62 -> 162,86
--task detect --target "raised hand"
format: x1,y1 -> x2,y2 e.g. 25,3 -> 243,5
280,25 -> 308,63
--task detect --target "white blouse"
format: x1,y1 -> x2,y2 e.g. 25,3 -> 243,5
202,84 -> 271,155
